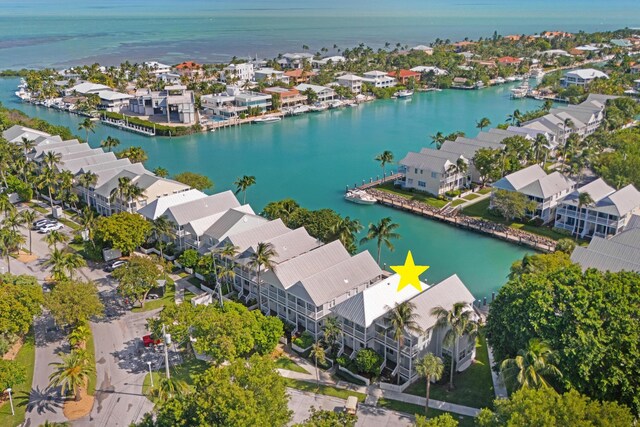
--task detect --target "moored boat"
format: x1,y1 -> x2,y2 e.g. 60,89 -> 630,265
344,189 -> 377,205
253,116 -> 282,124
393,89 -> 414,98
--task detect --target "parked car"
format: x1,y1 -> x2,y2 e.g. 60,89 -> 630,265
142,334 -> 161,347
33,219 -> 56,229
146,294 -> 160,300
38,223 -> 63,233
104,260 -> 128,272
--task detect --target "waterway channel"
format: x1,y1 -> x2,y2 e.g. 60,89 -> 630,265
0,77 -> 539,299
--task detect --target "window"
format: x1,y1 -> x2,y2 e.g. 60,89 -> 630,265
418,181 -> 426,188
431,172 -> 438,178
414,168 -> 418,174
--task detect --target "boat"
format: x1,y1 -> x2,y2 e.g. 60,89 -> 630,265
393,89 -> 414,98
310,103 -> 328,112
510,81 -> 529,99
291,105 -> 310,115
531,68 -> 545,79
506,76 -> 517,82
344,189 -> 377,205
328,100 -> 344,109
494,77 -> 506,85
253,116 -> 282,124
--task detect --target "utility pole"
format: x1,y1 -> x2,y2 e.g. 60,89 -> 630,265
162,324 -> 171,379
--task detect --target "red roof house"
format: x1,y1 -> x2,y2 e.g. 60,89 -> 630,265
387,69 -> 421,84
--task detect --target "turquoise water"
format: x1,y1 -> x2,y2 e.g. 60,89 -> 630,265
0,77 -> 535,298
0,0 -> 638,69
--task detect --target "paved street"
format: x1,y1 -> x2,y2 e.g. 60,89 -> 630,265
288,388 -> 413,426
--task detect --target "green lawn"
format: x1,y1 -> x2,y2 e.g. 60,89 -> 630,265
405,334 -> 495,409
275,356 -> 309,374
28,203 -> 48,214
86,329 -> 97,395
283,378 -> 366,402
477,187 -> 492,195
462,199 -> 568,241
56,216 -> 82,231
333,369 -> 368,386
186,276 -> 202,287
142,357 -> 210,397
376,182 -> 448,209
0,333 -> 35,427
462,193 -> 480,201
451,199 -> 467,207
377,398 -> 475,427
132,281 -> 176,313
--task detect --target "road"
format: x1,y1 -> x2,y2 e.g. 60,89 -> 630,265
288,388 -> 413,427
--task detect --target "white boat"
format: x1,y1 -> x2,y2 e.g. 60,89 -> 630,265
253,116 -> 282,124
344,189 -> 377,205
310,103 -> 328,112
291,105 -> 310,115
393,89 -> 414,98
531,68 -> 545,79
506,76 -> 517,82
510,82 -> 529,99
328,100 -> 344,109
494,77 -> 506,85
14,88 -> 30,100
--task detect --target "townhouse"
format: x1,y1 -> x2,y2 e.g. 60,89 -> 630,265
398,149 -> 470,196
389,70 -> 421,85
554,178 -> 640,239
571,219 -> 640,273
491,164 -> 575,223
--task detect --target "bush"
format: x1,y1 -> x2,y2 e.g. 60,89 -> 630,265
103,111 -> 196,136
293,331 -> 314,349
336,355 -> 349,367
178,249 -> 200,269
354,348 -> 383,376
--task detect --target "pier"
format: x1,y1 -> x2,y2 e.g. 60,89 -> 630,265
100,116 -> 156,136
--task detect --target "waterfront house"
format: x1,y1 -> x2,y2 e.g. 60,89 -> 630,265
410,45 -> 434,55
221,63 -> 255,84
2,125 -> 55,144
554,179 -> 640,239
175,61 -> 203,78
137,189 -> 207,220
284,69 -> 316,84
387,70 -> 420,85
312,56 -> 346,67
64,82 -> 111,96
278,53 -> 314,69
96,90 -> 132,112
410,66 -> 448,76
497,56 -> 523,66
610,39 -> 633,49
331,274 -> 476,385
398,149 -> 470,196
542,31 -> 573,39
570,222 -> 640,273
262,87 -> 306,107
156,72 -> 182,84
254,68 -> 289,84
144,61 -> 172,75
129,85 -> 196,124
560,68 -> 608,88
336,74 -> 364,94
491,165 -> 575,223
361,71 -> 397,89
294,84 -> 336,102
201,87 -> 273,118
439,137 -> 505,183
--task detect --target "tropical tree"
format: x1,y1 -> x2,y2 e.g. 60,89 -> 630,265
248,242 -> 278,308
0,227 -> 24,274
321,316 -> 342,352
78,118 -> 96,144
388,301 -> 423,384
78,207 -> 97,247
375,150 -> 394,179
360,217 -> 400,265
149,376 -> 189,403
431,302 -> 479,389
44,248 -> 69,281
0,193 -> 15,217
329,216 -> 363,254
532,134 -> 548,164
574,192 -> 594,240
116,146 -> 148,164
3,210 -> 24,233
309,341 -> 326,386
48,349 -> 94,401
37,166 -> 59,212
234,175 -> 256,204
63,252 -> 86,280
100,136 -> 120,152
43,150 -> 62,170
430,131 -> 446,149
44,230 -> 69,251
76,172 -> 98,206
415,353 -> 445,416
507,109 -> 522,126
499,338 -> 561,390
68,323 -> 91,349
476,117 -> 491,131
19,137 -> 36,158
152,167 -> 169,178
149,216 -> 174,259
20,209 -> 37,254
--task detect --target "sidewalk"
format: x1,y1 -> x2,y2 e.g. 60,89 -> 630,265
487,345 -> 508,399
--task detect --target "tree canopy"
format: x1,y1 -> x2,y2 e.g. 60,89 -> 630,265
0,273 -> 43,338
476,388 -> 634,427
293,407 -> 357,427
486,253 -> 640,414
112,255 -> 164,308
95,211 -> 151,255
137,355 -> 291,427
490,189 -> 537,221
46,280 -> 104,327
173,172 -> 213,191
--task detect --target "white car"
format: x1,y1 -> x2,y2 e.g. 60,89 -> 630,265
38,223 -> 64,233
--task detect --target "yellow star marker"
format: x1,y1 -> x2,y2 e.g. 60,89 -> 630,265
391,251 -> 429,292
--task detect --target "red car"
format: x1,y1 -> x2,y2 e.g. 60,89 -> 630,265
142,335 -> 161,347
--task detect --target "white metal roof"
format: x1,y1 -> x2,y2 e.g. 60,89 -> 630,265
137,189 -> 207,220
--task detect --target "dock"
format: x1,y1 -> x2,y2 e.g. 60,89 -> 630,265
100,116 -> 156,136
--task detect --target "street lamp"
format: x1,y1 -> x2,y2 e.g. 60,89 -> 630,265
147,361 -> 154,388
6,387 -> 14,415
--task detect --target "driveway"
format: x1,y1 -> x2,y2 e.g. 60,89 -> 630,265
288,388 -> 413,427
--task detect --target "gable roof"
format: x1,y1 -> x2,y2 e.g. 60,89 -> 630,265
137,189 -> 207,220
2,125 -> 51,143
492,164 -> 548,192
565,68 -> 608,80
165,191 -> 240,226
561,178 -> 615,205
400,150 -> 463,172
216,219 -> 290,254
202,208 -> 267,243
603,185 -> 640,216
185,204 -> 255,238
519,171 -> 575,199
571,228 -> 640,273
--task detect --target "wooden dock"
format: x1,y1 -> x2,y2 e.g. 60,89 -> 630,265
367,191 -> 555,253
100,117 -> 156,136
347,173 -> 403,191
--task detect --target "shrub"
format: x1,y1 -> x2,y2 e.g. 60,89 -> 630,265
336,355 -> 349,367
355,348 -> 383,376
293,331 -> 314,349
178,249 -> 200,269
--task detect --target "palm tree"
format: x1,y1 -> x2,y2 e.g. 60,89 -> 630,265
43,151 -> 63,170
500,338 -> 561,390
506,109 -> 522,126
48,350 -> 95,401
329,216 -> 363,253
149,216 -> 174,259
248,242 -> 278,309
0,227 -> 24,274
20,137 -> 36,157
78,118 -> 96,144
68,324 -> 91,348
149,376 -> 189,402
20,210 -> 37,254
360,217 -> 400,265
322,317 -> 342,352
64,252 -> 86,280
45,248 -> 69,281
234,175 -> 256,204
309,341 -> 326,386
45,230 -> 69,251
431,302 -> 479,390
560,118 -> 574,169
415,353 -> 445,416
100,136 -> 120,152
575,192 -> 594,240
3,210 -> 24,233
78,207 -> 97,247
117,146 -> 148,164
76,172 -> 97,206
476,117 -> 491,131
37,166 -> 59,212
0,193 -> 15,217
388,301 -> 423,384
375,150 -> 394,179
152,167 -> 169,178
216,264 -> 235,307
430,132 -> 446,149
533,134 -> 548,164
